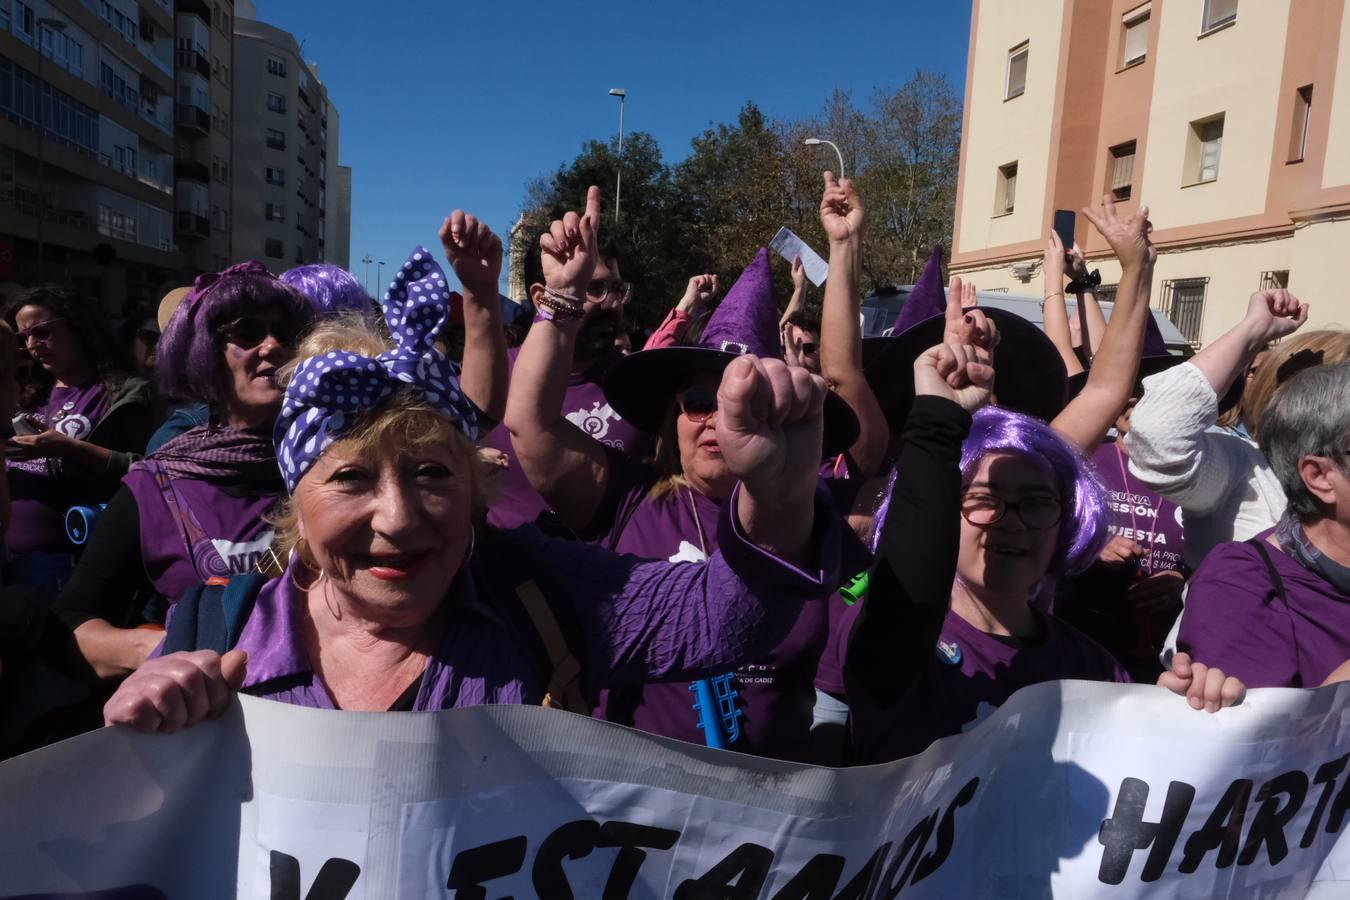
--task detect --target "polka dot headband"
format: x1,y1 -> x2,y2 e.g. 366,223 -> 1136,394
273,246 -> 480,493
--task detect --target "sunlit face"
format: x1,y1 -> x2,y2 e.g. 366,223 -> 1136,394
956,452 -> 1063,598
294,436 -> 475,623
15,304 -> 82,379
576,257 -> 625,359
217,310 -> 297,428
674,371 -> 735,500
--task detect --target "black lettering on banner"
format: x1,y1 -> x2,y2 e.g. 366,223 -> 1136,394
673,843 -> 775,900
446,835 -> 528,899
912,777 -> 980,884
1179,779 -> 1253,874
1095,778 -> 1197,885
1304,754 -> 1350,847
596,821 -> 681,900
766,854 -> 846,900
830,842 -> 892,900
874,812 -> 937,899
1237,770 -> 1309,867
531,819 -> 600,900
268,851 -> 361,900
1326,763 -> 1350,835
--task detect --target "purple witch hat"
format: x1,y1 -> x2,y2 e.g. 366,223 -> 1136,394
1066,306 -> 1187,399
887,245 -> 947,336
603,248 -> 859,456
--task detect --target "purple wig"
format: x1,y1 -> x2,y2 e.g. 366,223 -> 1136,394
278,264 -> 375,318
870,406 -> 1108,586
957,407 -> 1109,579
156,265 -> 313,405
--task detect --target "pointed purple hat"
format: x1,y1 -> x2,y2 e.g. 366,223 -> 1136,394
603,248 -> 859,456
1066,309 -> 1185,400
889,245 -> 946,335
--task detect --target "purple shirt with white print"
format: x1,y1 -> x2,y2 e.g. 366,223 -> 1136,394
215,484 -> 840,710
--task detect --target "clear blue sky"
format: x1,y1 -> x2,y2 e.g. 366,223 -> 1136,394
251,0 -> 973,297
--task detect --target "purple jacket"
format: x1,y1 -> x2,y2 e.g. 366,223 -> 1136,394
1177,531 -> 1350,688
230,484 -> 841,710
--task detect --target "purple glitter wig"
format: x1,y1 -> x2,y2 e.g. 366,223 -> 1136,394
870,406 -> 1108,587
156,265 -> 313,405
278,264 -> 375,318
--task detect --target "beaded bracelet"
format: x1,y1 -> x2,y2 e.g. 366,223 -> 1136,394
535,294 -> 585,322
543,286 -> 585,308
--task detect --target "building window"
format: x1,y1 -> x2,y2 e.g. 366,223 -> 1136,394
1260,270 -> 1290,290
1006,43 -> 1029,100
267,54 -> 287,77
1289,85 -> 1313,163
212,156 -> 228,183
265,202 -> 285,223
1108,141 -> 1137,201
1202,0 -> 1237,33
0,0 -> 10,32
265,238 -> 284,259
1161,277 -> 1209,345
14,1 -> 34,43
266,91 -> 286,113
265,128 -> 286,150
1121,4 -> 1150,67
265,166 -> 285,186
995,162 -> 1018,215
1095,283 -> 1119,305
1185,115 -> 1224,184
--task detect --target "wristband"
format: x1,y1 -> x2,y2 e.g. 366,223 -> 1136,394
543,286 -> 585,308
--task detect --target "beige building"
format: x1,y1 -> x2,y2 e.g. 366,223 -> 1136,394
952,0 -> 1350,345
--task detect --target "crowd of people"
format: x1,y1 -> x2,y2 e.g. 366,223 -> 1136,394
0,172 -> 1345,767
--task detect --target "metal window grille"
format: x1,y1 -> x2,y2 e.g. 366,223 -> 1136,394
1096,283 -> 1119,305
1260,270 -> 1289,290
1161,277 -> 1209,345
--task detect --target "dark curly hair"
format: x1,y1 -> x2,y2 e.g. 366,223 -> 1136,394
2,285 -> 130,409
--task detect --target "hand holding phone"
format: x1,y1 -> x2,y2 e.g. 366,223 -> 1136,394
1053,210 -> 1076,262
11,414 -> 43,436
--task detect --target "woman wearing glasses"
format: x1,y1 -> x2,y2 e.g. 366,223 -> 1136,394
2,287 -> 155,591
47,263 -> 313,684
505,187 -> 863,761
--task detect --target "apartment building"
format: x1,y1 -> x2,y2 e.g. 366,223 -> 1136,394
0,0 -> 182,308
952,0 -> 1350,345
231,15 -> 350,271
172,0 -> 232,272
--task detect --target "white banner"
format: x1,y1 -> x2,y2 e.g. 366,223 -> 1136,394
0,681 -> 1347,899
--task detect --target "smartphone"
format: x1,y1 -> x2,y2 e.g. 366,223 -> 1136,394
1053,209 -> 1076,258
11,414 -> 42,436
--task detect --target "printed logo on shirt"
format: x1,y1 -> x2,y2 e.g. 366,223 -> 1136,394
565,402 -> 625,448
54,414 -> 92,439
936,640 -> 963,666
668,540 -> 708,564
209,532 -> 276,575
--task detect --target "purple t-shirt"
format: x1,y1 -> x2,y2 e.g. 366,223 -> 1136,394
6,381 -> 110,555
1091,440 -> 1186,575
838,600 -> 1130,764
484,348 -> 651,530
123,463 -> 277,602
1177,532 -> 1350,688
588,452 -> 835,762
221,499 -> 842,710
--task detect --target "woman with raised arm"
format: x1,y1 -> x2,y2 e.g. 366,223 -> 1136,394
102,220 -> 843,728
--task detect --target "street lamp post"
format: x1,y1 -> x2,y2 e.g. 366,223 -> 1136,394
34,17 -> 67,284
609,88 -> 626,227
376,260 -> 385,294
361,253 -> 372,295
804,137 -> 845,180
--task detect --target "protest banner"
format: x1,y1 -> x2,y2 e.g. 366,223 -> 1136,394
0,680 -> 1346,899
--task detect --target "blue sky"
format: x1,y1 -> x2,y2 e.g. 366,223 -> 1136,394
251,0 -> 973,297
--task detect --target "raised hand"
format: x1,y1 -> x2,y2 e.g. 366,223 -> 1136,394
820,171 -> 864,244
913,340 -> 995,413
1081,194 -> 1154,268
1098,535 -> 1144,569
540,186 -> 602,296
1067,242 -> 1092,282
104,649 -> 248,733
439,210 -> 503,299
1043,231 -> 1068,286
1157,652 -> 1245,713
717,355 -> 825,504
943,275 -> 995,351
790,256 -> 806,291
1242,289 -> 1308,344
678,273 -> 719,313
781,322 -> 808,370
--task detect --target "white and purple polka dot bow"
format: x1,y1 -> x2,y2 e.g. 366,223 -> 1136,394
273,246 -> 479,493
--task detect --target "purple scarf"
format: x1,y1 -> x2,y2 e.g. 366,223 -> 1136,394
138,424 -> 283,490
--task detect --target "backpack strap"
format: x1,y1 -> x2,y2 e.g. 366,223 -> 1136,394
514,579 -> 589,715
1245,537 -> 1289,608
162,573 -> 268,655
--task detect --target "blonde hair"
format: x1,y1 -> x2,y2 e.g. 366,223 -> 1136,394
269,313 -> 490,566
1241,329 -> 1350,441
646,401 -> 687,500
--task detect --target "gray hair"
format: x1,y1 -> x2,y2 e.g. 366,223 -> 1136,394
1258,360 -> 1350,520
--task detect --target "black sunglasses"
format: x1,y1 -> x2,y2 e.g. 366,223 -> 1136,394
677,383 -> 718,423
220,316 -> 301,350
15,317 -> 68,346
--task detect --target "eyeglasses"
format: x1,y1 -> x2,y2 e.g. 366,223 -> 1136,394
219,316 -> 301,350
585,280 -> 632,304
677,383 -> 718,424
801,342 -> 818,355
960,492 -> 1063,530
15,318 -> 68,346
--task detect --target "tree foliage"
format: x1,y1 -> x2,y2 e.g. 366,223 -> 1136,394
519,71 -> 962,328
